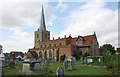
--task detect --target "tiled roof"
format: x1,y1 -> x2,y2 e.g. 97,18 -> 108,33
82,35 -> 94,47
117,48 -> 120,52
10,51 -> 24,58
67,34 -> 94,47
28,49 -> 38,57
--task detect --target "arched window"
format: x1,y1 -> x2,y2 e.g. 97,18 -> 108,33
39,51 -> 42,58
49,50 -> 52,58
45,34 -> 47,38
37,34 -> 39,38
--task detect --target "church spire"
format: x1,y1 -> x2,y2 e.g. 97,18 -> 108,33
40,5 -> 46,31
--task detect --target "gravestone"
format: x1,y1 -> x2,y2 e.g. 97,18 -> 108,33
56,67 -> 64,77
81,56 -> 83,63
33,63 -> 40,71
98,58 -> 101,63
44,59 -> 49,67
72,56 -> 76,62
70,57 -> 75,70
63,59 -> 68,70
14,59 -> 18,65
83,57 -> 87,64
87,58 -> 93,64
22,62 -> 31,74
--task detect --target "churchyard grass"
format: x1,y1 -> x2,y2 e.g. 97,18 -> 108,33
3,61 -> 109,75
3,61 -> 23,75
49,61 -> 108,75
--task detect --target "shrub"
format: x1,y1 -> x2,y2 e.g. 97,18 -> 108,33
73,53 -> 80,60
60,54 -> 66,61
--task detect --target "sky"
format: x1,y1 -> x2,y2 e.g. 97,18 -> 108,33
0,0 -> 119,53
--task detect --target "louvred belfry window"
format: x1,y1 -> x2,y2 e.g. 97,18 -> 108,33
37,34 -> 39,38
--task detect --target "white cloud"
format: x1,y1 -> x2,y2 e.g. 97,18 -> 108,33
55,1 -> 68,12
1,29 -> 34,53
59,1 -> 118,48
1,2 -> 53,53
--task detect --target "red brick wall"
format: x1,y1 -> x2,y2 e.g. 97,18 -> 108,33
59,46 -> 72,59
117,48 -> 120,52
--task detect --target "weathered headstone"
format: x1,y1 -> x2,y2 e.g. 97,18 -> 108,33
44,59 -> 49,67
14,59 -> 18,65
72,56 -> 76,62
81,56 -> 83,63
22,62 -> 31,74
83,57 -> 87,64
98,58 -> 101,63
87,58 -> 93,64
56,67 -> 64,77
63,59 -> 68,70
70,57 -> 75,70
33,63 -> 40,71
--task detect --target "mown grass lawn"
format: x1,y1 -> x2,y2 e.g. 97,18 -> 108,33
49,61 -> 108,75
3,61 -> 109,75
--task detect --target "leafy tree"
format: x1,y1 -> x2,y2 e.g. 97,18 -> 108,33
100,44 -> 115,55
73,51 -> 82,60
100,44 -> 119,74
100,44 -> 115,64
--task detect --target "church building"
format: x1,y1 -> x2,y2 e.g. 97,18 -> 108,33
27,6 -> 100,61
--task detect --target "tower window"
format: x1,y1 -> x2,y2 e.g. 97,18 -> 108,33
37,34 -> 39,38
45,34 -> 47,38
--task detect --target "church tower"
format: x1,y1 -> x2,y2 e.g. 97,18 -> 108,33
34,6 -> 50,48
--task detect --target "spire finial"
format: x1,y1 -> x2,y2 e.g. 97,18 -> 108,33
40,5 -> 46,31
